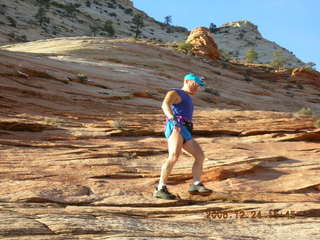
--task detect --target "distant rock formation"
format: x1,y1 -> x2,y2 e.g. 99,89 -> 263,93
213,20 -> 305,68
186,27 -> 220,60
0,0 -> 188,44
0,1 -> 307,68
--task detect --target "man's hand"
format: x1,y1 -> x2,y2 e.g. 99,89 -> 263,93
172,119 -> 181,132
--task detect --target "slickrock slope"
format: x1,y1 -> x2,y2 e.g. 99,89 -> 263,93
1,37 -> 320,239
1,1 -> 305,67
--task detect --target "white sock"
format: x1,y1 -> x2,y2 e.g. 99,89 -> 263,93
193,181 -> 201,185
158,183 -> 166,191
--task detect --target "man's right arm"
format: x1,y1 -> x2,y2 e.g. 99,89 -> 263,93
161,90 -> 181,119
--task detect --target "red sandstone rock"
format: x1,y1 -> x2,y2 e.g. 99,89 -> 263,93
186,27 -> 220,60
1,38 -> 320,239
291,67 -> 320,88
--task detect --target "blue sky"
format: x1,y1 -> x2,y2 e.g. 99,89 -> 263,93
132,0 -> 320,70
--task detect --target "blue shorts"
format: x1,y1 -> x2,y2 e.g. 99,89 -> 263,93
164,120 -> 192,142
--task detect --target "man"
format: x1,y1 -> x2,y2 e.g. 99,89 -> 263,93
154,73 -> 213,200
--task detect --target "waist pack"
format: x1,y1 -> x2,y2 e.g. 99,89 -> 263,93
165,116 -> 193,133
182,121 -> 193,133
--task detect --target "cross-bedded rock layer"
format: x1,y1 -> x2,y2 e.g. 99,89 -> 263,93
0,38 -> 320,239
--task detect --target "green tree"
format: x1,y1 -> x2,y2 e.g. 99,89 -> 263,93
209,23 -> 216,33
86,1 -> 91,7
245,48 -> 258,63
164,15 -> 172,25
132,14 -> 144,38
64,3 -> 80,17
124,8 -> 133,15
90,25 -> 99,36
6,16 -> 17,27
304,62 -> 316,70
271,50 -> 286,69
34,7 -> 50,26
36,0 -> 51,8
103,20 -> 115,36
0,4 -> 6,15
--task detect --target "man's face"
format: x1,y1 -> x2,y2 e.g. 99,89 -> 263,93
186,79 -> 200,95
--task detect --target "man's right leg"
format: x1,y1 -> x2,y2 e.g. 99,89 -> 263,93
158,128 -> 183,189
155,129 -> 183,200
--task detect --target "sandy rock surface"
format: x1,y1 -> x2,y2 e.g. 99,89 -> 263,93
0,38 -> 320,239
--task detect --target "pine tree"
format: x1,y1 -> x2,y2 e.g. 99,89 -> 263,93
103,20 -> 115,36
271,50 -> 286,69
305,62 -> 316,70
209,23 -> 216,33
164,16 -> 172,25
132,14 -> 144,38
90,25 -> 99,36
36,0 -> 51,8
245,48 -> 258,63
34,7 -> 49,26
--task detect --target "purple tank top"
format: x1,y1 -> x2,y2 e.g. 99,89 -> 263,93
171,88 -> 194,121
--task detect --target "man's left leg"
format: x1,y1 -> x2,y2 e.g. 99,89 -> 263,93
183,139 -> 204,181
183,139 -> 213,195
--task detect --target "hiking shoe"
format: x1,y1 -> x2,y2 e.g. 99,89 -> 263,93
154,185 -> 179,200
188,182 -> 213,195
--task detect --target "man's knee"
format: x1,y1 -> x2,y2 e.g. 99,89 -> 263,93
195,151 -> 205,162
168,152 -> 180,163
